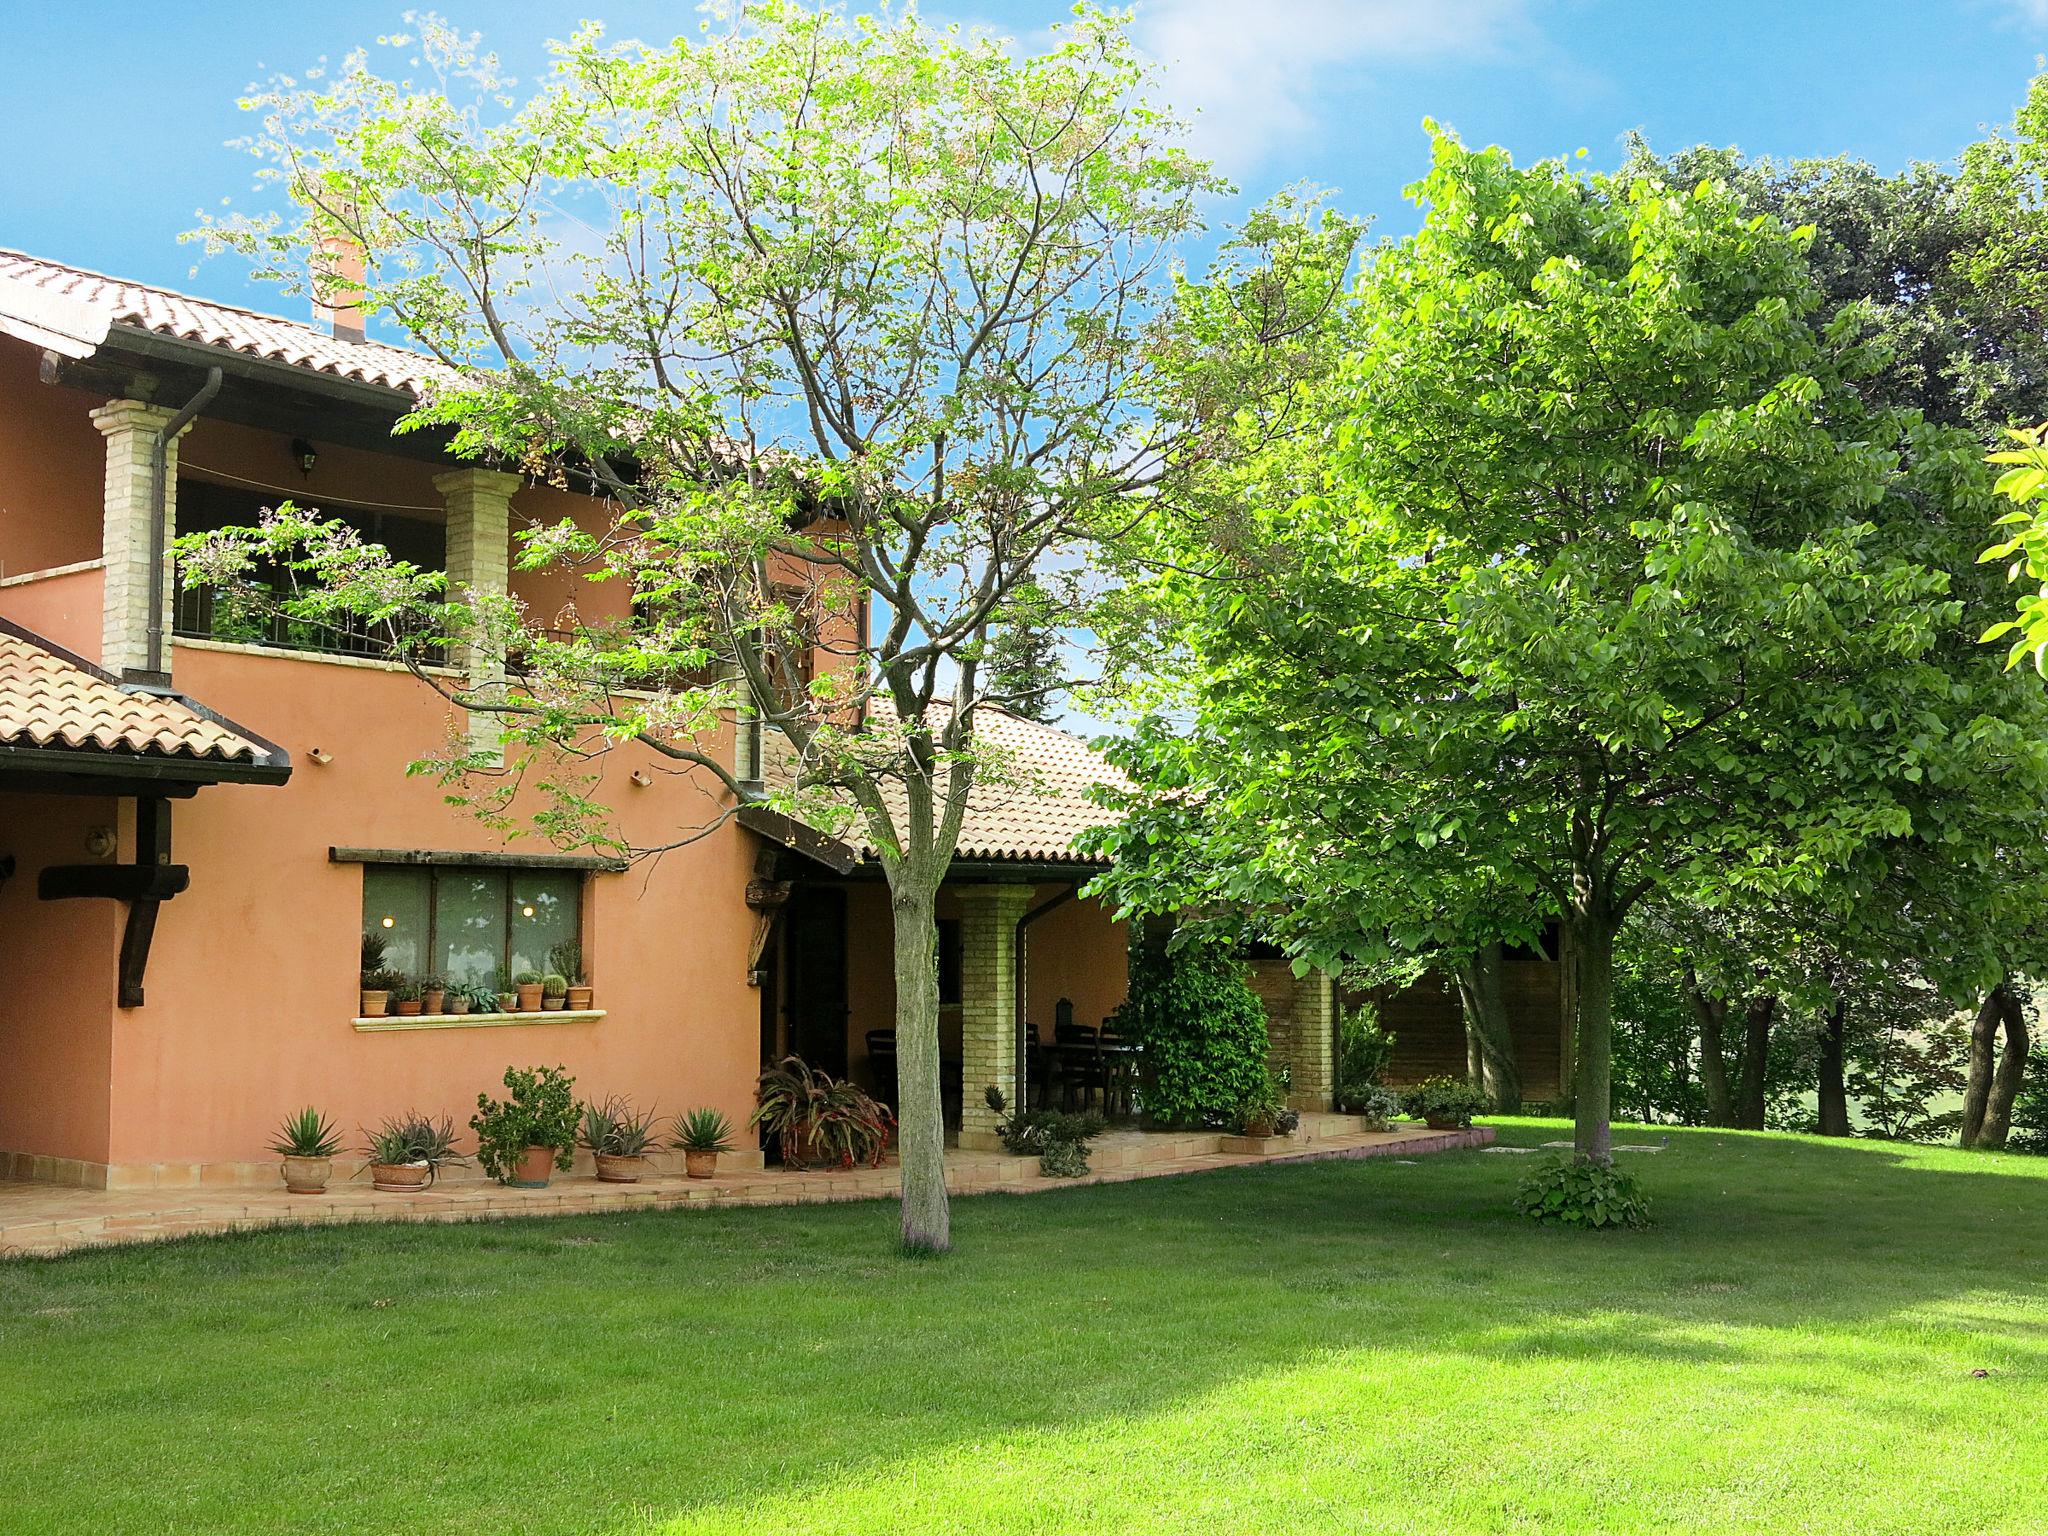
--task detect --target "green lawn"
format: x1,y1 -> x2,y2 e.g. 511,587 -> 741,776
4,1122 -> 2045,1534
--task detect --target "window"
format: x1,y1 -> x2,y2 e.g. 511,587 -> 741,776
363,865 -> 583,989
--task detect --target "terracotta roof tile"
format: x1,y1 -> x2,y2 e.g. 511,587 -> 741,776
0,629 -> 272,763
0,248 -> 452,398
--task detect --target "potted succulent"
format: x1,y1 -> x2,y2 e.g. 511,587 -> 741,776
512,970 -> 544,1012
419,974 -> 447,1015
471,1064 -> 580,1187
359,933 -> 394,1017
459,982 -> 498,1016
552,941 -> 594,1010
445,985 -> 473,1016
540,971 -> 570,1011
494,970 -> 519,1013
581,1095 -> 660,1182
1401,1076 -> 1493,1131
360,1113 -> 465,1192
270,1106 -> 343,1194
672,1106 -> 737,1179
389,977 -> 424,1017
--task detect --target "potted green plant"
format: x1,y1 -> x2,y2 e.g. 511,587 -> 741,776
512,970 -> 544,1012
471,1064 -> 580,1187
671,1106 -> 737,1179
445,984 -> 473,1016
1353,1084 -> 1401,1133
360,1113 -> 465,1192
540,971 -> 569,1011
493,969 -> 518,1013
750,1056 -> 893,1170
359,933 -> 393,1017
419,974 -> 447,1014
552,941 -> 594,1010
388,977 -> 424,1017
1234,1072 -> 1292,1139
269,1106 -> 343,1194
1401,1076 -> 1492,1130
581,1095 -> 660,1181
459,982 -> 499,1016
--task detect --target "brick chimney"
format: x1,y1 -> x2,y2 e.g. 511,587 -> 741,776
310,227 -> 367,344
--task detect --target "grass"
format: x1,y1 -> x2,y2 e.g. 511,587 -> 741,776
4,1120 -> 2046,1534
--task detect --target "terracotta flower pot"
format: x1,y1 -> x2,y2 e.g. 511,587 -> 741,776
421,989 -> 445,1014
683,1149 -> 719,1180
371,1161 -> 431,1193
1243,1115 -> 1277,1139
566,985 -> 594,1010
447,995 -> 472,1015
359,990 -> 389,1018
1424,1114 -> 1465,1131
281,1154 -> 331,1194
542,994 -> 567,1012
394,1000 -> 423,1017
511,1144 -> 556,1187
594,1152 -> 644,1183
515,983 -> 544,1012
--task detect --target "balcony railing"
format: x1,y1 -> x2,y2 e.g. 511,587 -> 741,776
174,582 -> 447,667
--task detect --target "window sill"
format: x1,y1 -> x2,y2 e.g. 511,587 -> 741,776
353,1008 -> 606,1033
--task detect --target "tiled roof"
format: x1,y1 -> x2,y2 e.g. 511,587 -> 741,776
0,624 -> 280,766
0,248 -> 453,398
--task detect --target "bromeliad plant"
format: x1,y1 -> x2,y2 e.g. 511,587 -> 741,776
470,1065 -> 580,1183
751,1056 -> 893,1171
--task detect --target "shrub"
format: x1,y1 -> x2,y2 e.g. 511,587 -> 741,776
1349,1084 -> 1402,1127
1335,1001 -> 1396,1109
470,1064 -> 581,1182
1514,1155 -> 1653,1229
984,1087 -> 1105,1164
1038,1138 -> 1091,1178
1112,932 -> 1270,1128
1401,1075 -> 1491,1127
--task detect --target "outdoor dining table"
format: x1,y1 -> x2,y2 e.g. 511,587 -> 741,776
1046,1035 -> 1140,1116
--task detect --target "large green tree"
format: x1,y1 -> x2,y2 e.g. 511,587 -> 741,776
1090,129 -> 2047,1163
185,4 -> 1332,1250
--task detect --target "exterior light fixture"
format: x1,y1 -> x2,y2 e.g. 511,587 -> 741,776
381,915 -> 395,929
291,438 -> 317,477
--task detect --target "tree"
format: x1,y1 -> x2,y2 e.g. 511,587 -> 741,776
186,4 -> 1318,1251
1961,978 -> 2032,1150
1090,129 -> 2043,1165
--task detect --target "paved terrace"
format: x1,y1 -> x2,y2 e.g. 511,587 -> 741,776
0,1116 -> 1493,1258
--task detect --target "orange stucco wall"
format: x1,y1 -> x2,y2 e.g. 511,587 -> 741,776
0,344 -> 105,576
0,562 -> 104,660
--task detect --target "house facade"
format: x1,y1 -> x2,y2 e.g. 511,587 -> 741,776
0,248 -> 1557,1193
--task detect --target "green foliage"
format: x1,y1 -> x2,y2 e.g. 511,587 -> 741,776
1334,1001 -> 1395,1110
1038,1138 -> 1092,1179
750,1057 -> 893,1170
470,1065 -> 581,1182
1612,941 -> 1710,1126
548,942 -> 586,987
983,1087 -> 1106,1162
359,931 -> 387,980
578,1096 -> 659,1157
1233,1071 -> 1292,1135
671,1107 -> 738,1156
540,972 -> 569,997
1112,933 -> 1271,1128
1400,1076 -> 1492,1128
1514,1156 -> 1654,1229
268,1107 -> 342,1159
359,1113 -> 464,1173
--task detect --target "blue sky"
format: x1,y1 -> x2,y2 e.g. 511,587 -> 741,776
8,1 -> 2048,316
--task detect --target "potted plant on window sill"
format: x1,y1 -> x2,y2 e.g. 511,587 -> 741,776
270,1106 -> 344,1194
672,1106 -> 737,1179
360,1113 -> 465,1192
581,1095 -> 660,1182
540,971 -> 569,1011
512,970 -> 544,1012
419,974 -> 447,1014
389,978 -> 424,1017
360,932 -> 395,1017
552,941 -> 594,1011
472,1064 -> 580,1188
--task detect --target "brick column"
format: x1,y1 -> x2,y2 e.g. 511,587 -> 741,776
956,884 -> 1037,1150
1287,969 -> 1336,1111
91,400 -> 181,678
433,468 -> 521,756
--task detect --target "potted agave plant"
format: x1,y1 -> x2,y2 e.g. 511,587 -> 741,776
512,970 -> 544,1013
270,1106 -> 343,1194
581,1095 -> 660,1182
671,1107 -> 736,1179
360,1113 -> 464,1192
471,1064 -> 580,1187
359,933 -> 394,1017
552,942 -> 594,1010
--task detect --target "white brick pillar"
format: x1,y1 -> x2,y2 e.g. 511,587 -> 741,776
91,400 -> 181,678
1288,969 -> 1337,1111
956,884 -> 1037,1150
433,468 -> 520,756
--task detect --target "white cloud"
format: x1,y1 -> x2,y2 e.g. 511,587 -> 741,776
1136,0 -> 1536,176
1999,0 -> 2048,23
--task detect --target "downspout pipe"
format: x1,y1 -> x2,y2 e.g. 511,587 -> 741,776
1014,882 -> 1079,1113
139,366 -> 223,685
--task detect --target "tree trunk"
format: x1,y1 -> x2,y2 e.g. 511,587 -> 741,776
1555,922 -> 1579,1117
1570,913 -> 1618,1163
888,870 -> 949,1251
1453,943 -> 1523,1112
1736,994 -> 1775,1130
1962,978 -> 2030,1151
1816,996 -> 1851,1137
1684,970 -> 1734,1127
